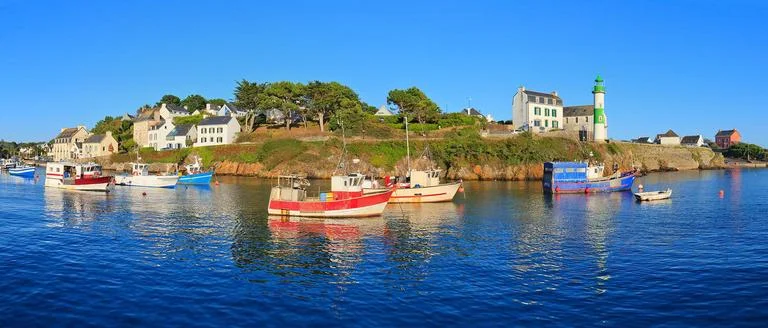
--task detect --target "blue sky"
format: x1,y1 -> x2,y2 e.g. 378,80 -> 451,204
1,0 -> 766,145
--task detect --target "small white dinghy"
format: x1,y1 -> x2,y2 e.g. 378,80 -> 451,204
634,188 -> 672,201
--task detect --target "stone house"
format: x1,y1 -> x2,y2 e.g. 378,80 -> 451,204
563,105 -> 593,140
195,116 -> 241,147
83,131 -> 119,158
715,129 -> 741,149
655,129 -> 681,145
512,87 -> 563,133
681,135 -> 704,147
50,126 -> 89,161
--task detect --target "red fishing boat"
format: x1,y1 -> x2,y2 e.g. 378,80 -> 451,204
268,174 -> 395,218
44,162 -> 113,192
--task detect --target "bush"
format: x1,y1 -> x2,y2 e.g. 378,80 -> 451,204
438,113 -> 481,128
173,114 -> 204,125
256,139 -> 307,170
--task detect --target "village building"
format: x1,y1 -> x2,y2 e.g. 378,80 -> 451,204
165,124 -> 197,149
681,135 -> 705,147
83,131 -> 119,158
148,120 -> 175,151
218,103 -> 247,118
633,136 -> 654,144
50,126 -> 89,161
563,105 -> 593,140
133,108 -> 161,148
463,107 -> 494,122
195,116 -> 241,147
374,105 -> 395,116
158,103 -> 190,120
511,87 -> 563,133
715,129 -> 741,149
655,129 -> 681,145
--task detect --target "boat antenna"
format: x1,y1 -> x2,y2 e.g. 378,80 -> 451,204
405,115 -> 410,173
333,119 -> 347,175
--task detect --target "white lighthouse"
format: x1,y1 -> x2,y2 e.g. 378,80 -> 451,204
592,75 -> 607,142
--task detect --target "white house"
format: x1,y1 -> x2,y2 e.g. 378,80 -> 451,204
374,105 -> 395,116
164,124 -> 197,149
148,120 -> 175,150
158,103 -> 190,120
655,129 -> 681,145
633,136 -> 653,144
195,116 -> 241,147
511,86 -> 564,133
681,135 -> 704,147
218,103 -> 248,118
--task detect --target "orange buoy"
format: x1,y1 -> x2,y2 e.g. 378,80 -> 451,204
719,190 -> 724,198
215,180 -> 220,186
555,186 -> 560,193
584,187 -> 590,194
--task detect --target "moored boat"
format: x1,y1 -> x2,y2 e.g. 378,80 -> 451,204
634,188 -> 672,201
44,162 -> 113,192
9,166 -> 36,178
177,156 -> 213,185
364,169 -> 461,203
268,174 -> 395,218
114,162 -> 179,188
543,162 -> 636,194
1,158 -> 18,170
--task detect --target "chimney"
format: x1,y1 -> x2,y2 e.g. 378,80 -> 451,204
106,131 -> 112,138
183,105 -> 189,110
518,85 -> 525,92
77,125 -> 86,131
206,103 -> 213,111
552,91 -> 558,97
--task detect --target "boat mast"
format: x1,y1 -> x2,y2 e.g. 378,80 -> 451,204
405,116 -> 411,172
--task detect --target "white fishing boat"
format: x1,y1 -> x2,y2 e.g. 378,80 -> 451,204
1,158 -> 18,170
44,162 -> 113,192
114,162 -> 179,188
634,188 -> 672,201
362,116 -> 461,203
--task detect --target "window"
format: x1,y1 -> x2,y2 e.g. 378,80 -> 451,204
534,107 -> 540,115
545,108 -> 550,117
576,117 -> 579,123
547,98 -> 553,105
538,96 -> 544,103
586,116 -> 589,122
217,137 -> 223,143
202,137 -> 207,143
553,121 -> 559,128
533,120 -> 541,127
202,128 -> 207,134
566,118 -> 569,123
551,109 -> 557,117
218,128 -> 223,133
545,120 -> 549,127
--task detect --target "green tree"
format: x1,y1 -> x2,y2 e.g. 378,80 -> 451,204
208,98 -> 227,107
157,94 -> 181,106
361,101 -> 378,115
181,94 -> 207,113
258,81 -> 306,130
387,87 -> 440,128
234,80 -> 268,111
306,81 -> 360,132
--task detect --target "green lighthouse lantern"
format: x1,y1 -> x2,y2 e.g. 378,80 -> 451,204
593,75 -> 605,94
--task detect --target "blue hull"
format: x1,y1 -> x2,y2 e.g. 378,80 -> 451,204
544,173 -> 636,194
9,167 -> 35,178
177,171 -> 213,185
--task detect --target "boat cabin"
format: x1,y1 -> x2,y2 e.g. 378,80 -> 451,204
408,169 -> 441,188
130,163 -> 150,176
271,175 -> 310,202
543,162 -> 588,183
331,173 -> 365,193
46,162 -> 104,181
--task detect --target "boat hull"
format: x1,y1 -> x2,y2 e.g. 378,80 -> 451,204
364,182 -> 461,203
9,167 -> 35,178
268,189 -> 394,218
634,189 -> 672,201
44,176 -> 113,192
115,175 -> 179,188
544,173 -> 636,194
177,171 -> 213,185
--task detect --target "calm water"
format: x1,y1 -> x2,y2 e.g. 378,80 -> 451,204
1,168 -> 767,326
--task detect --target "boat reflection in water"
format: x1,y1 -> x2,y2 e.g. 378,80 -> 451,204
43,188 -> 114,227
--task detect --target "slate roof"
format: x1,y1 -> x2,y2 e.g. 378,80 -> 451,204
167,124 -> 195,137
134,108 -> 159,122
681,135 -> 702,144
563,105 -> 593,117
634,137 -> 652,143
657,129 -> 679,138
56,127 -> 81,139
198,116 -> 234,126
464,107 -> 483,116
224,103 -> 246,113
715,129 -> 738,137
523,90 -> 561,100
84,134 -> 107,143
166,103 -> 188,114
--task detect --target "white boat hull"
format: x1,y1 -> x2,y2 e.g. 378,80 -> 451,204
44,179 -> 112,192
364,182 -> 461,203
634,189 -> 672,201
115,175 -> 179,188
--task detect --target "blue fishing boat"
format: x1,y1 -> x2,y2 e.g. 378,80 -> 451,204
8,166 -> 36,178
177,156 -> 214,185
543,162 -> 636,194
